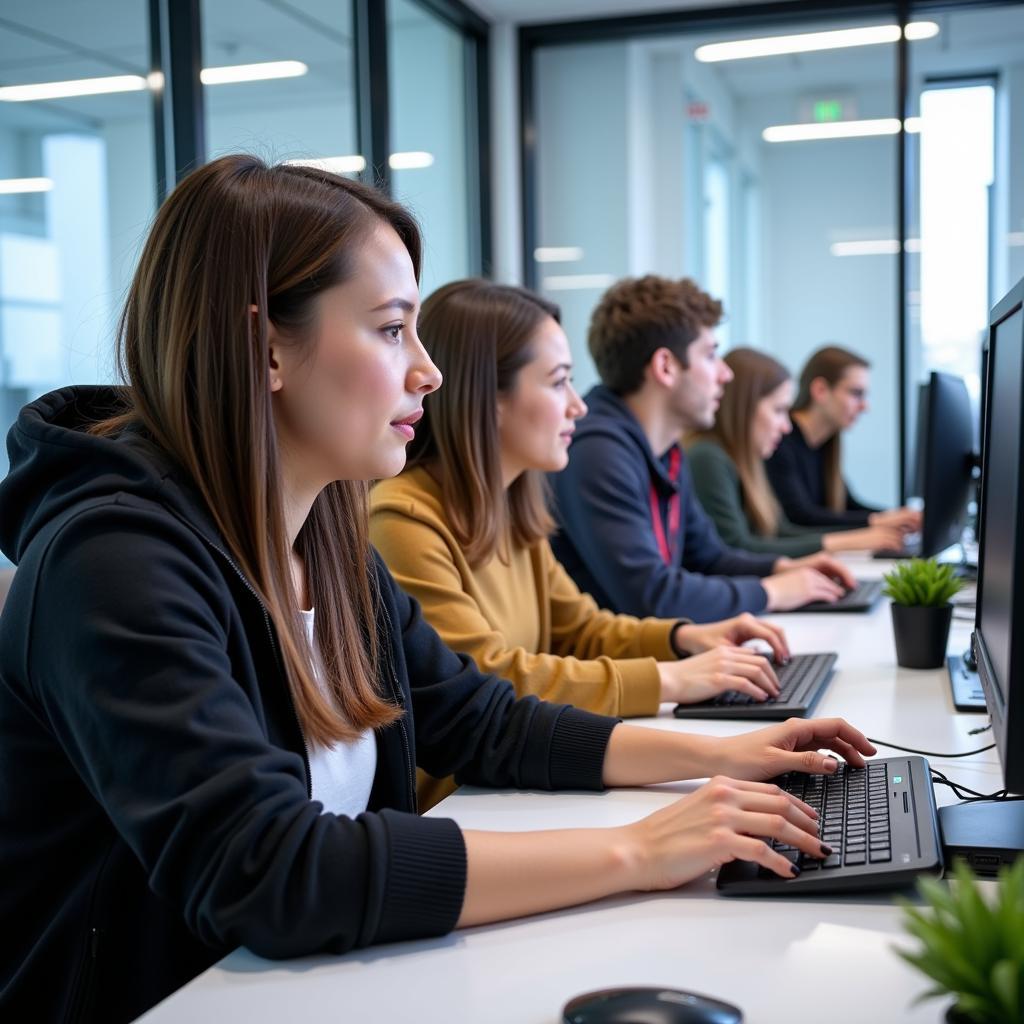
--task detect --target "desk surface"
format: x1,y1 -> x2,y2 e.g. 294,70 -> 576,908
141,557 -> 995,1023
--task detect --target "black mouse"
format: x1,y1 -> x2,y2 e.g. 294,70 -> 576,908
562,986 -> 743,1024
963,645 -> 978,672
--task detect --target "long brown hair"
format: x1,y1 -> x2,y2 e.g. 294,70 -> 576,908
94,155 -> 420,744
793,345 -> 870,512
688,347 -> 790,536
406,279 -> 559,566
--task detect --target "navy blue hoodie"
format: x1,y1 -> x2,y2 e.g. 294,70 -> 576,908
550,385 -> 776,623
0,387 -> 617,1022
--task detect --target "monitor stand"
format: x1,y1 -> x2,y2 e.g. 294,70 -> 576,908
938,801 -> 1024,876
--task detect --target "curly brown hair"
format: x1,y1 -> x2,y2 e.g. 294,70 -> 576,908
587,275 -> 724,395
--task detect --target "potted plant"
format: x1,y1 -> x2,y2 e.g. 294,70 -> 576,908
897,859 -> 1024,1024
883,558 -> 963,669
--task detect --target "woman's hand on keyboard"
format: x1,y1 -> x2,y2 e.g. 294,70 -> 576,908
657,646 -> 781,704
671,613 -> 790,663
706,717 -> 878,781
624,777 -> 826,887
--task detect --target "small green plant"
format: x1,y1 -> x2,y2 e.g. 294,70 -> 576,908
883,557 -> 964,607
897,859 -> 1024,1024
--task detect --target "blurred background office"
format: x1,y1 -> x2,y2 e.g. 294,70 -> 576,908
1,0 -> 1023,567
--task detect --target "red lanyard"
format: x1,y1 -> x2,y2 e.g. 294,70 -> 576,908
650,447 -> 681,565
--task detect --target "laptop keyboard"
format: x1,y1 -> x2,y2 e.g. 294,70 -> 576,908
712,652 -> 835,707
764,761 -> 892,876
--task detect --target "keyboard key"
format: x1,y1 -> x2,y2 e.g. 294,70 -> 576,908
870,848 -> 892,863
845,852 -> 866,866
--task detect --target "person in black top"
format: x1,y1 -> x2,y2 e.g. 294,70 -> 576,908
0,157 -> 875,1022
765,345 -> 921,533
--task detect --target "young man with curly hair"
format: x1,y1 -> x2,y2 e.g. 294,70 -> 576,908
549,275 -> 855,623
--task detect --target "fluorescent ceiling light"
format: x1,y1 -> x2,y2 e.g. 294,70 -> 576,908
285,152 -> 436,174
0,177 -> 54,195
695,21 -> 939,62
389,151 -> 434,170
200,61 -> 307,85
534,246 -> 584,263
0,74 -> 147,102
831,238 -> 921,256
542,274 -> 615,291
0,61 -> 307,102
285,155 -> 366,174
763,117 -> 922,142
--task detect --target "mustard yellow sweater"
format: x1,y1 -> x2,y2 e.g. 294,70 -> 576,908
370,468 -> 679,807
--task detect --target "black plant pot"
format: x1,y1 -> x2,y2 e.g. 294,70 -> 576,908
891,602 -> 954,669
946,1006 -> 979,1024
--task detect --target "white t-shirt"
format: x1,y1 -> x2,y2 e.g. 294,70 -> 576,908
299,608 -> 377,818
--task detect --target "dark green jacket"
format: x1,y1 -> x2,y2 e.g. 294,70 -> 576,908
686,439 -> 825,558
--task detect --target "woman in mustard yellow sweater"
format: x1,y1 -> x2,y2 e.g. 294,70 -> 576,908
370,280 -> 791,806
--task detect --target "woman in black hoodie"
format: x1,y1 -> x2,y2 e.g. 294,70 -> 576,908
0,155 -> 874,1022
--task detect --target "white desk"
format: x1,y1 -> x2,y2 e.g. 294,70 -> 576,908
141,559 -> 997,1023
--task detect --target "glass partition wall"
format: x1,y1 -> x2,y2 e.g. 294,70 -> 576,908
0,0 -> 489,565
0,0 -> 156,479
522,0 -> 1024,506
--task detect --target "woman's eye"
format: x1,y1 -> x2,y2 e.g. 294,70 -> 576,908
384,324 -> 403,342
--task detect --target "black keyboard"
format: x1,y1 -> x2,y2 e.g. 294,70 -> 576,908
717,756 -> 943,894
673,652 -> 836,720
798,578 -> 884,613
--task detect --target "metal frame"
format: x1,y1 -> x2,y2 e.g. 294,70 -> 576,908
149,0 -> 205,201
517,0 -> 1024,503
897,0 -> 909,498
354,0 -> 392,192
146,0 -> 491,273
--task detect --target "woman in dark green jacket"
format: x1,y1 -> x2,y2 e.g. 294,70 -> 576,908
686,348 -> 904,558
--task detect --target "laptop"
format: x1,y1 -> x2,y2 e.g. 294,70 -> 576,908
673,651 -> 836,720
717,755 -> 943,894
794,578 -> 884,613
946,651 -> 986,712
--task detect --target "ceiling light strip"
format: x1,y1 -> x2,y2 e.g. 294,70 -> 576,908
696,21 -> 938,62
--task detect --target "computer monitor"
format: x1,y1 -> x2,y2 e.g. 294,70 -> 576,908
939,276 -> 1024,870
915,371 -> 975,558
973,278 -> 1024,793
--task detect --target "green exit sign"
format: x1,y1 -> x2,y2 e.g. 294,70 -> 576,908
814,99 -> 845,123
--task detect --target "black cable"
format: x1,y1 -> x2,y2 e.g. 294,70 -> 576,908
868,737 -> 995,758
929,766 -> 1024,804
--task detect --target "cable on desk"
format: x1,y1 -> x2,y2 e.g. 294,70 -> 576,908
867,737 -> 995,758
929,766 -> 1024,804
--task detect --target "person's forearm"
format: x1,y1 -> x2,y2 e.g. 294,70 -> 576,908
601,723 -> 717,787
457,826 -> 640,927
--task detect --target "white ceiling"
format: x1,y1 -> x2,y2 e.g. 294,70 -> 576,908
465,0 -> 788,25
2,0 -> 1024,128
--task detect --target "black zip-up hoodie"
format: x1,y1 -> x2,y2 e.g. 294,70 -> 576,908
0,387 -> 618,1022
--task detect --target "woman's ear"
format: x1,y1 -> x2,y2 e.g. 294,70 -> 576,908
254,304 -> 285,394
809,375 -> 830,405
